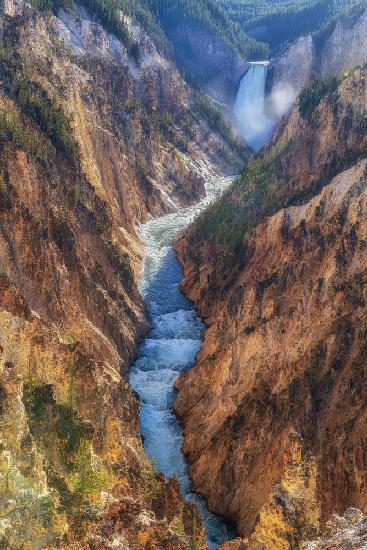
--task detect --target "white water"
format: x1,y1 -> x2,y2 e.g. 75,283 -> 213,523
234,61 -> 298,152
233,61 -> 275,151
130,165 -> 236,548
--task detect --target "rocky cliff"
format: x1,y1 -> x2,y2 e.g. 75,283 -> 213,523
164,21 -> 248,105
0,0 -> 245,547
268,8 -> 367,117
174,68 -> 367,547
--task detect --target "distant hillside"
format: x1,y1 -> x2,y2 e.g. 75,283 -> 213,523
31,0 -> 268,102
220,0 -> 367,54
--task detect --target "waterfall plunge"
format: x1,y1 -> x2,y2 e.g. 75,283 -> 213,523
234,61 -> 298,151
233,61 -> 274,151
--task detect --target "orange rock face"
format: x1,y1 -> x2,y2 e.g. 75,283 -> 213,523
174,70 -> 367,545
0,2 -> 244,547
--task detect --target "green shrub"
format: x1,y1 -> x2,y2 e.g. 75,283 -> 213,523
299,74 -> 341,121
52,209 -> 75,252
195,155 -> 280,249
23,382 -> 89,461
69,439 -> 112,495
106,239 -> 132,277
0,110 -> 52,165
144,461 -> 162,506
0,47 -> 80,166
194,94 -> 247,157
14,80 -> 80,165
82,0 -> 140,62
23,383 -> 111,513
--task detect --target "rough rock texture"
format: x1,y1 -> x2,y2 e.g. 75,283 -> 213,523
321,10 -> 367,76
174,69 -> 367,546
222,434 -> 320,550
303,508 -> 367,550
267,35 -> 314,106
0,1 -> 244,547
270,68 -> 367,207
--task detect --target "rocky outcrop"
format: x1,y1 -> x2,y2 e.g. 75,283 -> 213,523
321,10 -> 367,76
174,68 -> 367,546
176,158 -> 367,541
245,432 -> 320,549
267,35 -> 314,114
303,508 -> 367,550
222,434 -> 320,550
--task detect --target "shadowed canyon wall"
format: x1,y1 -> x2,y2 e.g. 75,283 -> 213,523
268,8 -> 367,109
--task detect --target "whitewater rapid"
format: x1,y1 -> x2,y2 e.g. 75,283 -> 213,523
129,164 -> 235,548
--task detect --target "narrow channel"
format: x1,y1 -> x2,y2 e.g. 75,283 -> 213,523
130,163 -> 235,548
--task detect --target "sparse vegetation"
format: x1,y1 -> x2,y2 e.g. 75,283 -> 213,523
0,46 -> 80,166
69,439 -> 112,495
195,155 -> 281,249
299,74 -> 341,121
144,460 -> 162,506
15,82 -> 80,165
52,208 -> 75,253
0,109 -> 52,165
194,93 -> 248,157
106,239 -> 133,278
23,382 -> 112,518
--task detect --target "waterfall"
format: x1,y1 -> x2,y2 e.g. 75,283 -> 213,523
233,61 -> 275,152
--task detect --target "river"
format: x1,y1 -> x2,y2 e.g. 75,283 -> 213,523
129,162 -> 236,548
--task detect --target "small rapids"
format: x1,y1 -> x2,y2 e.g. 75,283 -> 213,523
130,165 -> 236,548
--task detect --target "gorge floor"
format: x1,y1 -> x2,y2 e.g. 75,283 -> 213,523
129,164 -> 236,548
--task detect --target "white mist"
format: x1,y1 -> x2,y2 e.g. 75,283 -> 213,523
234,61 -> 297,151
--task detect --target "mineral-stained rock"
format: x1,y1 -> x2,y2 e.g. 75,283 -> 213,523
174,69 -> 367,543
302,508 -> 367,549
0,0 -> 244,547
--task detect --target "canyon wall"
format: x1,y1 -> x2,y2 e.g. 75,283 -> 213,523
268,9 -> 367,114
0,1 -> 245,547
175,68 -> 367,548
165,21 -> 248,105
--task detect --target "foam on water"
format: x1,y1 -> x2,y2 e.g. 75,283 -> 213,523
129,164 -> 236,548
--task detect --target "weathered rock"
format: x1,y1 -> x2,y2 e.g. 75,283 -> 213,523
321,10 -> 367,76
164,22 -> 248,105
268,9 -> 367,111
176,158 -> 367,540
174,67 -> 367,546
0,0 -> 244,547
303,508 -> 367,549
267,35 -> 316,114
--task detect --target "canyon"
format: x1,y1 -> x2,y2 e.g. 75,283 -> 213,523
1,0 -> 367,548
268,7 -> 367,111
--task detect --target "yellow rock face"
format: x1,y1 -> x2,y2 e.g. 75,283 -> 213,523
174,68 -> 367,546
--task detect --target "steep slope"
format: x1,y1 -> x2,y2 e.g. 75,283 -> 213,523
174,68 -> 367,546
268,6 -> 367,107
118,0 -> 269,104
0,0 -> 246,548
